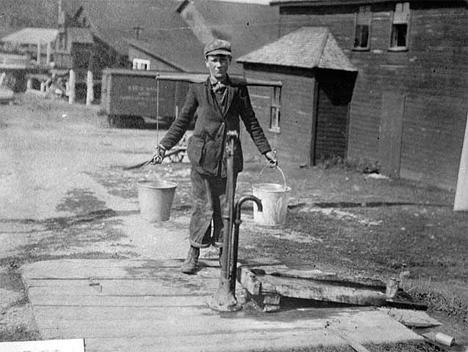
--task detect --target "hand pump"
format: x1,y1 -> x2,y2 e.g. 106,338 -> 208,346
209,131 -> 262,312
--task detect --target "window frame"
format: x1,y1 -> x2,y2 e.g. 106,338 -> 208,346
389,2 -> 411,52
353,5 -> 372,51
269,86 -> 281,134
132,58 -> 151,70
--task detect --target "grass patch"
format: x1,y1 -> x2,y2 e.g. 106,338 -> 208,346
0,325 -> 41,343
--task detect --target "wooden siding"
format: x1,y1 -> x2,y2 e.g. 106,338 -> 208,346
278,2 -> 468,189
401,94 -> 467,190
243,65 -> 315,165
315,82 -> 349,161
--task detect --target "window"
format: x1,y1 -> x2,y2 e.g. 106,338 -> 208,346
58,33 -> 67,51
269,86 -> 281,133
132,58 -> 150,70
353,5 -> 371,50
390,2 -> 410,51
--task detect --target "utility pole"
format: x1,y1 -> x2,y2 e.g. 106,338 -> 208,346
133,26 -> 144,40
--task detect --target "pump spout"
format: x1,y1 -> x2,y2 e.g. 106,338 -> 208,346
236,195 -> 263,215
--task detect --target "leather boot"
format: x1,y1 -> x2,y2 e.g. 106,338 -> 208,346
180,246 -> 200,274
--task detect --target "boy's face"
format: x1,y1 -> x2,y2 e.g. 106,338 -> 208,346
205,55 -> 231,80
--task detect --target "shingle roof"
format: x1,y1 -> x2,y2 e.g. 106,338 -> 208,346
1,28 -> 59,44
237,27 -> 357,71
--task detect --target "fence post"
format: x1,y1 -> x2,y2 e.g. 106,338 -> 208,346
68,69 -> 76,104
86,70 -> 94,105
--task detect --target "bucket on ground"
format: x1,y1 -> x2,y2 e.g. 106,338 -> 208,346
137,180 -> 177,222
252,166 -> 291,226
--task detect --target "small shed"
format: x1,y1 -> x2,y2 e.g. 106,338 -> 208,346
237,27 -> 357,165
1,28 -> 58,66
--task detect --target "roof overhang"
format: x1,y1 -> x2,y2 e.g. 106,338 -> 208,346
237,27 -> 357,72
103,69 -> 282,87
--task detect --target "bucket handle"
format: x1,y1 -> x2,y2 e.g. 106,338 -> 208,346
258,165 -> 288,190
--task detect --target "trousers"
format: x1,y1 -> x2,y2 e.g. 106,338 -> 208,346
188,167 -> 236,248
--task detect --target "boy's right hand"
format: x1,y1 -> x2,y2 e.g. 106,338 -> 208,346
151,145 -> 166,164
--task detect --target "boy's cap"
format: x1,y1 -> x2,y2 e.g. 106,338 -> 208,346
204,39 -> 232,57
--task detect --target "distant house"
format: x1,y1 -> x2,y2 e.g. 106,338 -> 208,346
0,28 -> 58,91
54,6 -> 128,82
1,28 -> 58,66
249,0 -> 467,190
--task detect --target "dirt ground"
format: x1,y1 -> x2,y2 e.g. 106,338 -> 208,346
0,93 -> 467,349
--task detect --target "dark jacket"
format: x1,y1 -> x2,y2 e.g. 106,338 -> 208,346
159,76 -> 271,177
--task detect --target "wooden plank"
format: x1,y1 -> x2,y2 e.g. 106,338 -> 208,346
27,278 -> 219,296
378,308 -> 441,328
248,293 -> 282,312
259,274 -> 387,305
237,267 -> 262,295
245,265 -> 387,288
33,309 -> 421,341
22,259 -> 219,281
82,330 -> 345,352
36,317 -> 328,339
80,320 -> 420,352
33,306 -> 218,321
27,292 -> 211,307
331,329 -> 371,352
239,266 -> 387,306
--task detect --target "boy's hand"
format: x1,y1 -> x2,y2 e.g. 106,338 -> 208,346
151,145 -> 166,164
265,150 -> 278,167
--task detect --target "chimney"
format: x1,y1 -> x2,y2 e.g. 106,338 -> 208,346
176,0 -> 214,45
58,0 -> 63,22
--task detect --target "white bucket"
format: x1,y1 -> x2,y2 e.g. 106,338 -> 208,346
252,167 -> 290,226
137,180 -> 177,222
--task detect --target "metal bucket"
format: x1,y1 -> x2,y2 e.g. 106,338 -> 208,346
137,180 -> 177,222
252,167 -> 290,226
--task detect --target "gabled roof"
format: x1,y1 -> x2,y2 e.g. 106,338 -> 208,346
1,28 -> 58,44
128,34 -> 207,73
237,27 -> 357,71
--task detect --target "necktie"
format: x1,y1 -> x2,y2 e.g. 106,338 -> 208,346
212,81 -> 227,93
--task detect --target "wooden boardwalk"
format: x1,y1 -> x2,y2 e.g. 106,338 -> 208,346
21,259 -> 423,352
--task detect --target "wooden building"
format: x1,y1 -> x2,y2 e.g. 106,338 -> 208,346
242,0 -> 467,190
53,6 -> 128,83
237,27 -> 357,165
1,28 -> 58,67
